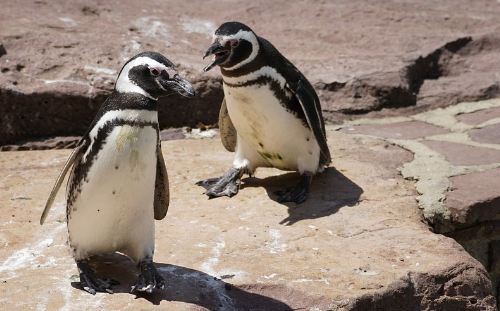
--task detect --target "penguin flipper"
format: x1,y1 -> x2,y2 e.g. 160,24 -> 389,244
40,142 -> 86,225
288,79 -> 331,167
219,98 -> 237,152
154,144 -> 169,220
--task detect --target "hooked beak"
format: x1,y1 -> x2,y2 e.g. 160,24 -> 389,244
160,75 -> 195,98
203,41 -> 230,72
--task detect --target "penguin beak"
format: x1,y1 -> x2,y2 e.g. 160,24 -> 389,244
203,41 -> 230,72
160,74 -> 196,98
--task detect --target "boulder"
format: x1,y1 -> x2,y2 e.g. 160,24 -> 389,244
0,130 -> 495,310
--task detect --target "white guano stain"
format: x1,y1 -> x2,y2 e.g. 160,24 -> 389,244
83,65 -> 117,75
200,237 -> 225,275
59,17 -> 77,27
0,222 -> 65,281
265,229 -> 287,253
263,273 -> 277,279
179,18 -> 216,37
40,79 -> 88,85
133,17 -> 169,39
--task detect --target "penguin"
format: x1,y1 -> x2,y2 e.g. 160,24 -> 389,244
196,21 -> 331,204
40,51 -> 195,295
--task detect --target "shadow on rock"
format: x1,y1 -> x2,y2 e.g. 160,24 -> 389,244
71,253 -> 294,311
242,167 -> 363,225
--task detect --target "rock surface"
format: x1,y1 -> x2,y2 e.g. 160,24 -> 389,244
2,0 -> 500,309
338,98 -> 500,305
0,130 -> 496,310
1,0 -> 500,145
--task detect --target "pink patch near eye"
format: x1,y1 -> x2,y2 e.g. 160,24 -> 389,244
150,68 -> 160,76
230,39 -> 239,47
165,68 -> 178,78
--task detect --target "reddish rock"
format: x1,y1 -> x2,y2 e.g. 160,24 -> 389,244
446,168 -> 500,226
469,124 -> 500,145
457,107 -> 500,125
0,136 -> 80,151
445,220 -> 500,306
421,141 -> 500,166
339,121 -> 450,140
414,31 -> 500,114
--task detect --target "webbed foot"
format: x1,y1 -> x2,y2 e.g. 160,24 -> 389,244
131,258 -> 165,294
274,173 -> 312,204
77,259 -> 120,295
196,166 -> 243,198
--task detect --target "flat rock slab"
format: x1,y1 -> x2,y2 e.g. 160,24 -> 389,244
421,140 -> 500,167
456,107 -> 500,126
446,168 -> 500,226
0,131 -> 495,310
336,99 -> 500,233
339,121 -> 451,140
469,123 -> 500,145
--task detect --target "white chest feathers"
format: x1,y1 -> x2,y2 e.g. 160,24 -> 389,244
68,109 -> 159,263
222,77 -> 321,174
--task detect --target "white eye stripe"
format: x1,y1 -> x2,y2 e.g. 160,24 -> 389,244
115,57 -> 174,99
219,30 -> 259,71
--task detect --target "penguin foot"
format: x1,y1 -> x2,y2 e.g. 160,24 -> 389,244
77,259 -> 120,295
196,166 -> 242,198
131,259 -> 165,294
274,173 -> 313,204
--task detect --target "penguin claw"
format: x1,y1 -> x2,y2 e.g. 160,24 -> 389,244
274,187 -> 293,197
77,260 -> 120,295
195,177 -> 221,190
131,260 -> 165,294
205,181 -> 239,197
196,167 -> 242,198
276,187 -> 309,204
274,173 -> 313,204
79,273 -> 119,295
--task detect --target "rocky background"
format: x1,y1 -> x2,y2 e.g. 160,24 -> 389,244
1,0 -> 500,310
1,0 -> 500,146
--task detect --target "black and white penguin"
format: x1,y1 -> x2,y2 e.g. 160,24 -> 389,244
197,21 -> 331,204
40,51 -> 195,294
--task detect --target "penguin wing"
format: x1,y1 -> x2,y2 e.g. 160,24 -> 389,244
154,144 -> 170,220
287,78 -> 331,166
219,98 -> 237,152
258,36 -> 331,166
40,142 -> 86,225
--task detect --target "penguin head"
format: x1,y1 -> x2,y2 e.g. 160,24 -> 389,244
115,51 -> 195,100
203,22 -> 259,72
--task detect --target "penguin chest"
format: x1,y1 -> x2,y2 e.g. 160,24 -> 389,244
223,83 -> 320,172
68,123 -> 158,259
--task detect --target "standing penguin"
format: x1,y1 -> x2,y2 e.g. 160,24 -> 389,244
40,51 -> 195,294
197,22 -> 331,204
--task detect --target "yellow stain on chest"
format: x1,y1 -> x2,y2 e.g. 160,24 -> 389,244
116,125 -> 139,152
115,124 -> 147,176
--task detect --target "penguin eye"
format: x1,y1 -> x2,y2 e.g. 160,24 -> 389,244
150,68 -> 160,76
231,40 -> 239,48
